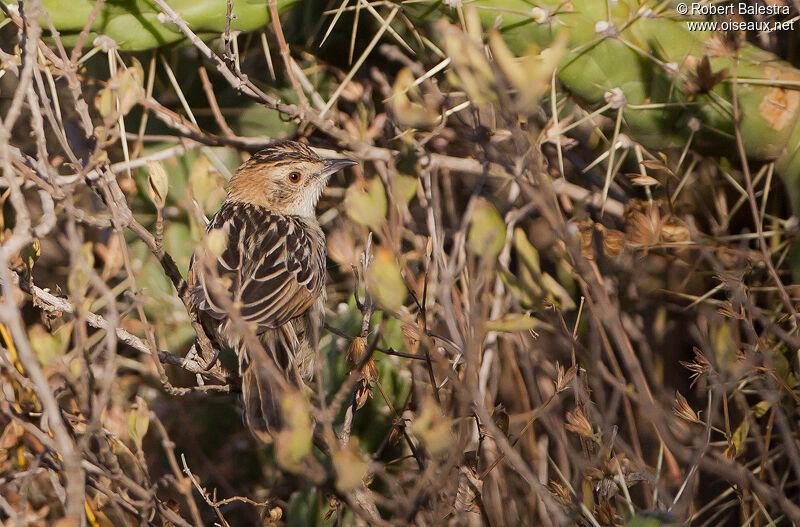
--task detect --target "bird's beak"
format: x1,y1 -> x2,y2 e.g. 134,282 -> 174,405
318,158 -> 357,180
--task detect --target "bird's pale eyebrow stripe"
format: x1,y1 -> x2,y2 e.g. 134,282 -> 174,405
248,141 -> 321,166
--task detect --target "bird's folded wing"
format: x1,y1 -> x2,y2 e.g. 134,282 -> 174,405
196,203 -> 322,331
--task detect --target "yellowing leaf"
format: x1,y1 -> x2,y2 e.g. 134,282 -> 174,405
489,29 -> 527,91
712,324 -> 736,371
489,29 -> 567,107
440,19 -> 495,105
485,314 -> 543,332
67,243 -> 95,296
727,418 -> 749,458
500,269 -> 538,306
116,61 -> 144,116
190,156 -> 224,213
469,198 -> 505,260
126,396 -> 149,449
146,161 -> 169,208
367,247 -> 407,311
391,174 -> 418,205
275,392 -> 313,469
95,60 -> 143,119
206,228 -> 228,258
392,68 -> 438,128
96,88 -> 114,120
541,272 -> 576,310
345,178 -> 387,230
28,324 -> 69,367
332,446 -> 367,492
753,401 -> 771,418
412,397 -> 452,456
464,6 -> 482,42
514,228 -> 541,275
20,239 -> 40,271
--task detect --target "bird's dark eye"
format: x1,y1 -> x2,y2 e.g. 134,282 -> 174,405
288,172 -> 301,183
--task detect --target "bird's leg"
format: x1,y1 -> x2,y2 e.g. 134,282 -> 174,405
201,343 -> 223,371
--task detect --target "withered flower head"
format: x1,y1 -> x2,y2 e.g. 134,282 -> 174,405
346,336 -> 378,409
564,407 -> 595,439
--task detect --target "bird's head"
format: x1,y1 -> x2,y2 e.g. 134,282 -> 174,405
227,140 -> 356,217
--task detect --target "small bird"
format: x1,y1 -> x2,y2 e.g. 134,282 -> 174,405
188,140 -> 356,441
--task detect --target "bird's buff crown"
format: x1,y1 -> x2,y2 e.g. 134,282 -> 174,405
226,140 -> 356,218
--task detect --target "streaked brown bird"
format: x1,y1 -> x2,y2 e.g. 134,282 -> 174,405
188,140 -> 356,441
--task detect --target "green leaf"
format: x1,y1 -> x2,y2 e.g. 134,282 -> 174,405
468,198 -> 505,260
237,101 -> 299,139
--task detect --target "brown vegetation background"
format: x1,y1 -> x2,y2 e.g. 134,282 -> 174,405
0,0 -> 799,526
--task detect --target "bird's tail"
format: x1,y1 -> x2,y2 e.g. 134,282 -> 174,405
239,326 -> 299,442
